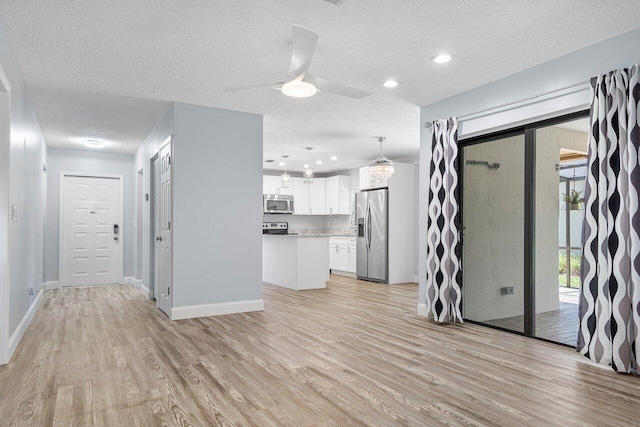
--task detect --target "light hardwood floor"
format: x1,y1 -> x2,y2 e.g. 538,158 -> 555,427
1,276 -> 639,426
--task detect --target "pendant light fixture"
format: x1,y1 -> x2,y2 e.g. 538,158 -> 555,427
369,137 -> 394,181
280,155 -> 291,188
304,147 -> 314,183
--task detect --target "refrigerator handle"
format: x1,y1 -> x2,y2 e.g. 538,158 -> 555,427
364,204 -> 369,251
367,205 -> 372,252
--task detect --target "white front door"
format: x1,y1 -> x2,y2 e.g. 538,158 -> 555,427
61,175 -> 121,287
156,142 -> 172,316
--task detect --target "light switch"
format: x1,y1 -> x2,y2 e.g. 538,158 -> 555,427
11,205 -> 17,221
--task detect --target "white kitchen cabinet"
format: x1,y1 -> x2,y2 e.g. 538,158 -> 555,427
263,175 -> 281,194
309,178 -> 326,215
359,166 -> 388,190
292,177 -> 310,215
325,175 -> 351,215
263,175 -> 292,195
329,237 -> 356,273
348,241 -> 357,273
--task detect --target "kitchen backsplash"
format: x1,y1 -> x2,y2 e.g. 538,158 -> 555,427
263,214 -> 354,235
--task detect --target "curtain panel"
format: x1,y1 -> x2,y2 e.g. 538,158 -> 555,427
425,117 -> 463,323
579,64 -> 640,373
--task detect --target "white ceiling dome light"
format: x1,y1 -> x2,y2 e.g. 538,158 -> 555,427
83,139 -> 103,148
383,79 -> 399,88
369,136 -> 394,180
432,53 -> 453,64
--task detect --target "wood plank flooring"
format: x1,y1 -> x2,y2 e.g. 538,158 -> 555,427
1,276 -> 640,426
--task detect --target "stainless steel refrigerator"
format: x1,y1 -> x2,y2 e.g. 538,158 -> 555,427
356,189 -> 388,283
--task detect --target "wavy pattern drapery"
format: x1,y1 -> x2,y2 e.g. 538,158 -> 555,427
425,117 -> 462,323
579,64 -> 640,374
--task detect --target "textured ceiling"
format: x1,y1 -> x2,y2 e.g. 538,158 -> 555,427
0,1 -> 639,169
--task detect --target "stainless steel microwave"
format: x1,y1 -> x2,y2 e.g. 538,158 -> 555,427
263,194 -> 294,214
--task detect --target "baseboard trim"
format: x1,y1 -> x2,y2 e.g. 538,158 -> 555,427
44,281 -> 60,290
330,270 -> 356,278
7,289 -> 43,363
417,303 -> 428,317
123,276 -> 137,286
171,299 -> 264,320
139,282 -> 150,299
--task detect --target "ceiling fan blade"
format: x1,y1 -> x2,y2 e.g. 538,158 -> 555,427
305,75 -> 372,99
222,82 -> 284,92
287,25 -> 319,81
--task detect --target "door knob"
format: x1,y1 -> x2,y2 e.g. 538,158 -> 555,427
156,236 -> 163,241
113,236 -> 119,241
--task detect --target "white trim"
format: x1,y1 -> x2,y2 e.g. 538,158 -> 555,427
58,172 -> 124,287
330,270 -> 356,279
170,299 -> 264,320
413,275 -> 419,284
124,276 -> 151,299
0,62 -> 10,365
44,281 -> 60,290
459,83 -> 590,139
417,303 -> 428,317
6,289 -> 43,363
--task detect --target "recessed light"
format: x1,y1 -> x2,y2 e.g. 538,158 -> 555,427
279,162 -> 285,166
383,80 -> 399,88
432,53 -> 453,64
83,139 -> 103,148
303,164 -> 309,168
331,156 -> 337,161
316,160 -> 322,165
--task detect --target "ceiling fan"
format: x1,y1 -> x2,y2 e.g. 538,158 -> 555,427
222,25 -> 372,99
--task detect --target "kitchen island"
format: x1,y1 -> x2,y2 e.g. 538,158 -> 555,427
262,235 -> 330,290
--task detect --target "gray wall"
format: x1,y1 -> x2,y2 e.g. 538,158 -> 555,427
0,20 -> 47,337
419,27 -> 640,306
0,24 -> 46,340
133,104 -> 174,291
45,148 -> 135,282
172,102 -> 263,307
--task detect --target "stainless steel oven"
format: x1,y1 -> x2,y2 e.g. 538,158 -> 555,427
263,194 -> 294,214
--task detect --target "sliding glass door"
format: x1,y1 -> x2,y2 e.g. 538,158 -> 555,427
460,112 -> 589,346
462,132 -> 526,333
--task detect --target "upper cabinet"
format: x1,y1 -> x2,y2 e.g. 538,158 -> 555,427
292,177 -> 310,215
309,179 -> 326,215
264,174 -> 350,215
359,166 -> 388,190
263,175 -> 281,195
325,175 -> 350,215
263,175 -> 293,195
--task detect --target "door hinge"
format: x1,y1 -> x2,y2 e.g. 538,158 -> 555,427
168,221 -> 171,230
168,156 -> 171,165
168,287 -> 170,296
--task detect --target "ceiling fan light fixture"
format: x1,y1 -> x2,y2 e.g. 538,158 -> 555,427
281,81 -> 317,98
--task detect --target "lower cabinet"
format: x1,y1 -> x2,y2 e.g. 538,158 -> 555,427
329,237 -> 357,273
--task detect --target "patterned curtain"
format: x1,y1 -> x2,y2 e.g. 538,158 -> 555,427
579,64 -> 640,374
425,117 -> 462,323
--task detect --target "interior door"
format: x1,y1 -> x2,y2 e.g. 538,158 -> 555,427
61,175 -> 121,286
157,142 -> 172,316
152,155 -> 160,300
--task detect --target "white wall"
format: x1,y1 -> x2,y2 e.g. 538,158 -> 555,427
0,20 -> 47,363
419,27 -> 640,308
172,102 -> 263,307
45,148 -> 135,282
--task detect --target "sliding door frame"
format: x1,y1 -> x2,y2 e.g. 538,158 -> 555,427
458,109 -> 589,345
